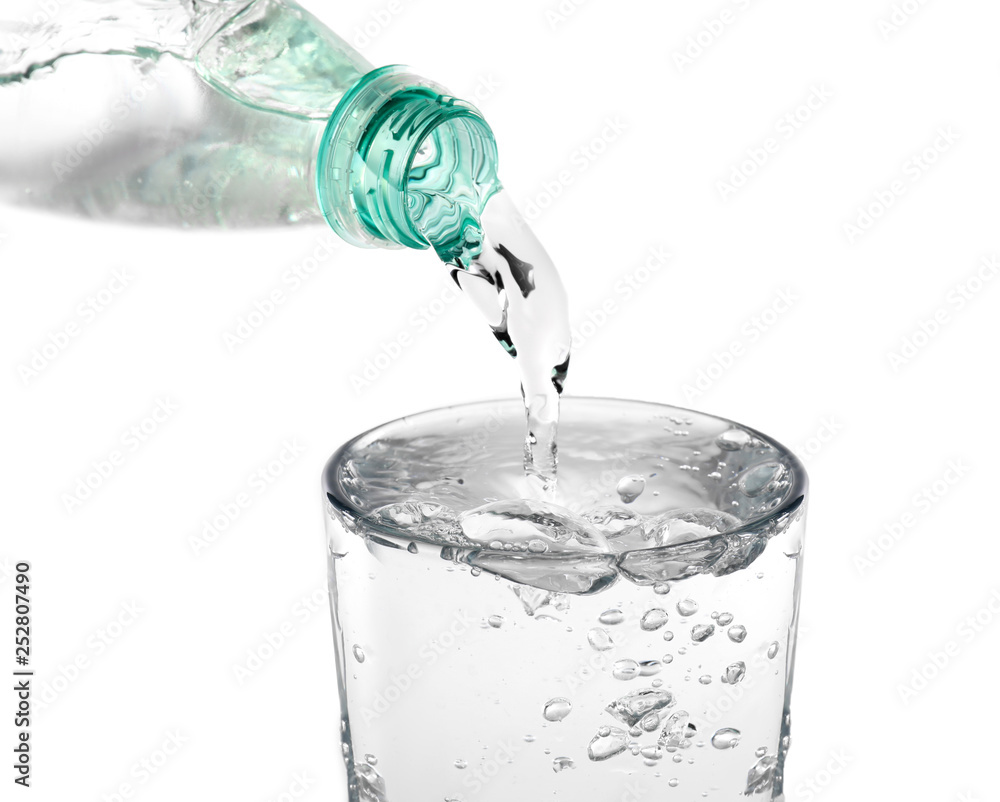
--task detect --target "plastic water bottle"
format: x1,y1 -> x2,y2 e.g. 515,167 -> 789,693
0,0 -> 500,259
1,1 -> 571,468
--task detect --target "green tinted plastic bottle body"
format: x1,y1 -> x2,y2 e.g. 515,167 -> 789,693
0,0 -> 373,227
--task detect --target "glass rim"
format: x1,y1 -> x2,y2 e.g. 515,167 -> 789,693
323,396 -> 808,552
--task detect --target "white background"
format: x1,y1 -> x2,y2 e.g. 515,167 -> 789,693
2,0 -> 999,800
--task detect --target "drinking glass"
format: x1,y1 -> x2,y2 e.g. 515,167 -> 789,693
323,398 -> 808,801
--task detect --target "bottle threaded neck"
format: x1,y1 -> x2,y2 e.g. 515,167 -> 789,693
316,65 -> 500,253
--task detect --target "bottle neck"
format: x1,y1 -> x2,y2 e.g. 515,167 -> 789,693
316,65 -> 500,256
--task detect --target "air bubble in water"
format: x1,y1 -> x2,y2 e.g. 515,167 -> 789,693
691,624 -> 715,642
407,542 -> 418,554
641,608 -> 669,631
767,641 -> 779,659
488,615 -> 504,629
755,747 -> 768,757
711,728 -> 741,749
641,745 -> 664,761
717,612 -> 734,626
588,727 -> 629,761
606,688 -> 675,727
587,627 -> 615,651
552,756 -> 575,772
698,675 -> 712,685
599,609 -> 625,625
543,697 -> 572,722
454,759 -> 467,769
724,661 -> 747,684
612,659 -> 640,681
677,598 -> 699,616
616,475 -> 646,504
659,710 -> 696,748
716,429 -> 751,451
639,659 -> 662,676
356,764 -> 386,801
641,712 -> 662,731
511,586 -> 570,618
663,630 -> 674,641
745,754 -> 778,795
373,501 -> 449,527
728,625 -> 747,643
739,462 -> 785,497
364,754 -> 377,765
352,644 -> 365,663
653,582 -> 671,595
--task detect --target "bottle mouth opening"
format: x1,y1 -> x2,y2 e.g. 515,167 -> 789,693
316,66 -> 499,254
404,112 -> 501,263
